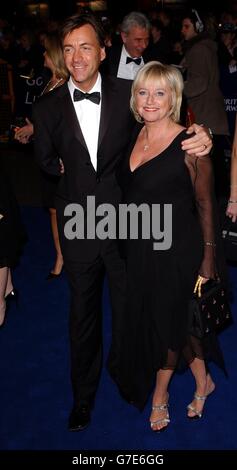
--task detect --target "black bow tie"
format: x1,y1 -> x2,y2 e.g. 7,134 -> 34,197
73,89 -> 101,104
126,56 -> 142,65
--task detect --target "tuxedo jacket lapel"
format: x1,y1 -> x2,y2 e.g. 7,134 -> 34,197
57,79 -> 120,162
98,77 -> 116,148
58,84 -> 88,151
104,45 -> 122,77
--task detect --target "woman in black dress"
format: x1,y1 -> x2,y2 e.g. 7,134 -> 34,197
14,32 -> 68,279
109,61 -> 225,431
0,161 -> 25,326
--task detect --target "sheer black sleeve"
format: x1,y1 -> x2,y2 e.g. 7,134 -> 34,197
185,153 -> 217,279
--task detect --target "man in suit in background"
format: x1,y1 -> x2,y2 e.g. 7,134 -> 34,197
103,11 -> 152,80
33,13 -> 213,432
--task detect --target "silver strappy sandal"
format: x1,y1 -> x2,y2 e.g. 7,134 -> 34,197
187,393 -> 207,419
150,402 -> 170,431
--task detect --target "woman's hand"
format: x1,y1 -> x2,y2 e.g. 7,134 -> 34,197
226,201 -> 237,223
182,124 -> 212,156
14,118 -> 34,144
59,158 -> 65,174
194,275 -> 209,297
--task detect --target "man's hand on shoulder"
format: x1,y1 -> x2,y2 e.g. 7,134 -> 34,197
181,123 -> 213,156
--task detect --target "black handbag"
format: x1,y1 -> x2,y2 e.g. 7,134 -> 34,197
188,280 -> 232,339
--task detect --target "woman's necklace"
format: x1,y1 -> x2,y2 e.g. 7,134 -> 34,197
40,77 -> 63,96
48,77 -> 63,91
143,128 -> 150,151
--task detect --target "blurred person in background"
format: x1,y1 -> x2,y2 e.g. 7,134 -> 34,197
181,9 -> 229,198
0,160 -> 26,326
15,32 -> 68,279
226,113 -> 237,223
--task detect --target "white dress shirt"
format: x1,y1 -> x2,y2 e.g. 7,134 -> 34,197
68,74 -> 102,171
117,45 -> 144,80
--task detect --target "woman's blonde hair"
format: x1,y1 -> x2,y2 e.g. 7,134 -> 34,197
44,32 -> 69,80
130,61 -> 184,123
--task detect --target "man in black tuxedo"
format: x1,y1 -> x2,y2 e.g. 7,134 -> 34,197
33,13 -> 213,431
103,11 -> 153,80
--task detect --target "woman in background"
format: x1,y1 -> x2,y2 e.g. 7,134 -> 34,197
0,160 -> 26,326
15,32 -> 68,279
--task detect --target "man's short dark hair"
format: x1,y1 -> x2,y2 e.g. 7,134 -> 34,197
61,13 -> 105,48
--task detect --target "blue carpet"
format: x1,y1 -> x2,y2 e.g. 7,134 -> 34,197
0,207 -> 237,451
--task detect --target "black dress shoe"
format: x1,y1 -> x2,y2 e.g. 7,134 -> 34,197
5,289 -> 19,306
46,271 -> 62,281
68,406 -> 91,431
